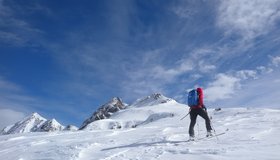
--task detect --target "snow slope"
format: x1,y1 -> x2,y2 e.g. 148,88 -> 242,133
0,101 -> 280,160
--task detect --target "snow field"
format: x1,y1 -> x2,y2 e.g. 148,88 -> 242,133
0,102 -> 280,160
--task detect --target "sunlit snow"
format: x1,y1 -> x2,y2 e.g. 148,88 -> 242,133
0,99 -> 279,160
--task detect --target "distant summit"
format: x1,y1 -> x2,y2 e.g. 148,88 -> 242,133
39,119 -> 64,132
1,112 -> 65,135
131,93 -> 175,107
79,97 -> 127,130
1,112 -> 46,135
81,93 -> 177,131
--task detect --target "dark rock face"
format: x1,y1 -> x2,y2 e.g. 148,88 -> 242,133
79,97 -> 126,130
38,119 -> 64,132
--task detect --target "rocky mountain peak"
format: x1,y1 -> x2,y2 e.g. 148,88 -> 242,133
24,112 -> 46,121
79,97 -> 127,130
39,119 -> 65,132
1,113 -> 65,135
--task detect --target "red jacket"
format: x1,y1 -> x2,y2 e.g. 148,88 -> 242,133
192,87 -> 204,109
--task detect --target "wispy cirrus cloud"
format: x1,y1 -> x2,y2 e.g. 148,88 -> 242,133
236,70 -> 258,80
0,76 -> 21,92
121,49 -> 194,100
50,0 -> 280,109
171,0 -> 200,19
0,0 -> 43,46
217,0 -> 280,39
0,0 -> 279,125
0,76 -> 36,109
121,47 -> 220,101
0,75 -> 80,128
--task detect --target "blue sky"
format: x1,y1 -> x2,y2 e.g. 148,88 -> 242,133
0,0 -> 280,129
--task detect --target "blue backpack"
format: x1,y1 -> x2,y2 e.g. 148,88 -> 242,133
188,89 -> 198,107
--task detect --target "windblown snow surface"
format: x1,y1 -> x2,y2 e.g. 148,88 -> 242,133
0,101 -> 279,160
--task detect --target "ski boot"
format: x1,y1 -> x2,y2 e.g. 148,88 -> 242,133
206,131 -> 213,137
189,135 -> 195,141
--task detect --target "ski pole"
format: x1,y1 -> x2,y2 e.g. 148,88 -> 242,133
180,108 -> 191,120
180,113 -> 190,120
197,120 -> 200,138
209,114 -> 219,142
212,123 -> 219,142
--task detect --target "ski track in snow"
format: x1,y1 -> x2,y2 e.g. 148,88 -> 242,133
1,106 -> 280,160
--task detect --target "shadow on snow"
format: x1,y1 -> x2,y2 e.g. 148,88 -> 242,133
102,140 -> 189,151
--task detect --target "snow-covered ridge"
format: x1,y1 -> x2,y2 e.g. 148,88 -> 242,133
131,93 -> 175,107
1,93 -> 175,134
0,112 -> 65,135
82,95 -> 180,131
81,93 -> 177,131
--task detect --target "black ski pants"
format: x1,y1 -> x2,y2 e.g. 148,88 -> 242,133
189,108 -> 212,137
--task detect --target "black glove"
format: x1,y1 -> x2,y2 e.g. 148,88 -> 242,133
202,105 -> 207,111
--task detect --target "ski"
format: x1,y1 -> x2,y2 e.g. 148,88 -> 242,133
169,132 -> 226,145
197,132 -> 226,141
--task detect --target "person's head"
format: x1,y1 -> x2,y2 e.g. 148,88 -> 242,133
197,87 -> 203,94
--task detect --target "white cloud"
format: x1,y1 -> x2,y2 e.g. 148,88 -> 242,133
190,74 -> 202,79
204,66 -> 273,103
198,60 -> 216,73
222,70 -> 280,108
203,59 -> 279,106
257,66 -> 273,74
217,0 -> 280,39
271,56 -> 280,67
0,108 -> 26,130
204,73 -> 241,102
236,70 -> 258,80
151,59 -> 193,81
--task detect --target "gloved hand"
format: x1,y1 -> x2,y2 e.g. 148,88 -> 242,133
202,105 -> 207,111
